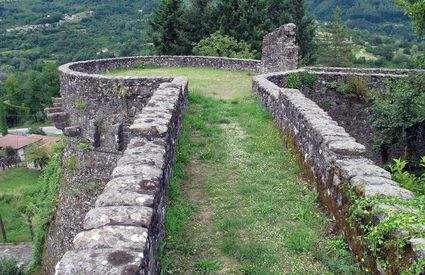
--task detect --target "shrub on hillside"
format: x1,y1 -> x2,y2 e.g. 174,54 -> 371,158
192,32 -> 256,59
346,75 -> 369,100
0,258 -> 24,275
371,73 -> 425,164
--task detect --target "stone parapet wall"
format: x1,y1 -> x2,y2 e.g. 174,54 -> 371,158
253,71 -> 425,273
66,55 -> 261,75
304,66 -> 425,75
55,77 -> 188,275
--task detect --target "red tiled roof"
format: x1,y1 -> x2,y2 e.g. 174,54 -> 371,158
0,134 -> 59,150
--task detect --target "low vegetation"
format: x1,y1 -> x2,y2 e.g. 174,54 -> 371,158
0,167 -> 41,242
0,258 -> 24,275
0,141 -> 63,272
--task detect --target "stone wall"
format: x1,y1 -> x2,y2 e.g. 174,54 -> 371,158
54,77 -> 188,275
47,24 -> 300,274
268,68 -> 425,165
67,55 -> 261,74
253,70 -> 425,273
261,23 -> 299,73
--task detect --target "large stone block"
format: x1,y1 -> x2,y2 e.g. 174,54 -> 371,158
55,249 -> 145,275
73,226 -> 148,251
83,206 -> 153,230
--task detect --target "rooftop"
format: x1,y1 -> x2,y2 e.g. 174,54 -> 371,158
0,134 -> 60,150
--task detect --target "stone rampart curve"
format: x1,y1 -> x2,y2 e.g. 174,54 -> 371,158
253,69 -> 425,273
55,76 -> 188,275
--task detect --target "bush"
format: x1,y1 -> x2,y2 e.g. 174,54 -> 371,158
346,75 -> 369,100
23,144 -> 63,272
299,71 -> 318,90
28,126 -> 46,136
371,73 -> 425,163
5,146 -> 15,157
192,32 -> 256,59
389,157 -> 425,195
0,258 -> 24,275
286,73 -> 301,89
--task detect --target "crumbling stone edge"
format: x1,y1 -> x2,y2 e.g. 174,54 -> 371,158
253,70 -> 425,273
54,76 -> 188,275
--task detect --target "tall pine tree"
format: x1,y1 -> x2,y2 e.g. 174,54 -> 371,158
185,0 -> 214,46
150,0 -> 191,55
290,0 -> 317,65
214,0 -> 270,58
318,7 -> 353,67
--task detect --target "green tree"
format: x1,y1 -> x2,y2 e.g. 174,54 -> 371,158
0,104 -> 7,136
214,0 -> 270,58
192,32 -> 256,59
5,146 -> 15,157
290,0 -> 317,65
371,73 -> 425,163
150,0 -> 191,55
319,8 -> 353,67
397,0 -> 425,35
185,0 -> 214,46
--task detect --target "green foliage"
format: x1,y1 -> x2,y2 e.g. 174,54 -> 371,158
389,158 -> 425,195
318,8 -> 354,67
0,167 -> 41,242
5,146 -> 15,157
28,126 -> 46,136
0,258 -> 24,275
0,0 -> 155,73
291,0 -> 318,65
397,0 -> 425,36
286,73 -> 301,89
76,140 -> 92,152
326,81 -> 339,89
149,0 -> 316,61
192,32 -> 256,59
0,104 -> 7,136
66,155 -> 78,171
0,63 -> 59,128
371,73 -> 425,160
24,142 -> 51,169
299,71 -> 318,90
75,96 -> 88,111
150,0 -> 191,55
346,75 -> 369,100
403,258 -> 425,275
24,150 -> 63,272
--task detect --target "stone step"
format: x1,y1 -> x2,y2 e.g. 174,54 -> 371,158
44,107 -> 63,114
63,126 -> 81,137
47,112 -> 68,121
52,97 -> 63,105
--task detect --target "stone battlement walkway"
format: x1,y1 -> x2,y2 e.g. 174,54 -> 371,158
108,67 -> 360,273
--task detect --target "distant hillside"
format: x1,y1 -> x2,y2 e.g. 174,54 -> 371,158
0,0 -> 157,72
305,0 -> 416,39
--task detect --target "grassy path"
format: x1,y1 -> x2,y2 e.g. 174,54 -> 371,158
110,68 -> 360,274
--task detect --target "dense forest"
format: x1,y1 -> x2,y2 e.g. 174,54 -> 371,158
0,0 -> 424,129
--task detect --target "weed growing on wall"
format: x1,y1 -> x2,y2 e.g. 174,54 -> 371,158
20,141 -> 64,273
346,75 -> 369,100
349,189 -> 425,273
0,258 -> 24,275
287,72 -> 301,89
75,96 -> 88,111
299,71 -> 318,90
389,157 -> 425,195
